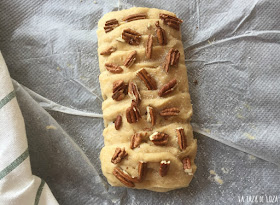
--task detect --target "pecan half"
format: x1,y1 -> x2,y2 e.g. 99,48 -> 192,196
113,167 -> 136,187
100,46 -> 116,55
155,21 -> 167,45
123,13 -> 147,22
136,69 -> 157,90
104,19 -> 119,33
162,48 -> 180,73
160,107 -> 180,117
112,80 -> 127,101
145,34 -> 153,59
130,133 -> 143,149
114,115 -> 122,130
176,127 -> 186,150
149,132 -> 169,146
111,147 -> 128,164
146,106 -> 156,126
138,161 -> 147,181
126,104 -> 141,123
113,80 -> 126,93
124,51 -> 137,67
169,49 -> 180,66
105,63 -> 123,73
122,29 -> 141,45
159,160 -> 170,177
128,82 -> 141,106
112,90 -> 125,101
158,79 -> 177,97
182,157 -> 193,175
143,127 -> 153,131
159,13 -> 183,30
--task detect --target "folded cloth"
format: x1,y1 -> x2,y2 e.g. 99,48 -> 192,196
0,52 -> 58,205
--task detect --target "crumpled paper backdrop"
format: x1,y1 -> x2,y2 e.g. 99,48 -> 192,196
0,0 -> 280,204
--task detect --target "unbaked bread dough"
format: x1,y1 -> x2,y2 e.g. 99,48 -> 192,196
97,7 -> 197,192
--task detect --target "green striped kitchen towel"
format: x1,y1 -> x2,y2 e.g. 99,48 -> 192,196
0,52 -> 59,205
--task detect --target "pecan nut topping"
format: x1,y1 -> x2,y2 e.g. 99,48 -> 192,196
123,13 -> 147,22
104,19 -> 119,33
160,107 -> 180,117
105,63 -> 123,74
126,104 -> 141,123
143,127 -> 153,131
136,69 -> 157,90
112,80 -> 128,101
128,82 -> 141,106
113,80 -> 127,93
112,90 -> 125,101
138,161 -> 147,181
176,127 -> 186,150
149,132 -> 169,146
182,157 -> 193,175
122,29 -> 141,45
159,13 -> 183,30
113,167 -> 136,187
145,34 -> 153,59
162,48 -> 180,73
146,106 -> 156,126
159,160 -> 170,177
124,51 -> 137,67
100,46 -> 117,55
169,49 -> 180,66
155,21 -> 167,45
111,147 -> 128,164
158,79 -> 177,97
130,133 -> 143,149
114,115 -> 122,130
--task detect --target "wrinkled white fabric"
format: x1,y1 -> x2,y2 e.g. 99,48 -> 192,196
0,52 -> 58,205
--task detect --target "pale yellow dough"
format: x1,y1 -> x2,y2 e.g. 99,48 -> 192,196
97,7 -> 197,192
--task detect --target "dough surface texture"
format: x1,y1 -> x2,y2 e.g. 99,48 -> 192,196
97,7 -> 197,192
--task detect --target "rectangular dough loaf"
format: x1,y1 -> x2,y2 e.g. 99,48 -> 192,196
97,7 -> 197,192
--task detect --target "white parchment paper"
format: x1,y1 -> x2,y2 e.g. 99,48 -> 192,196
0,0 -> 280,204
